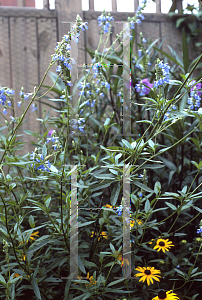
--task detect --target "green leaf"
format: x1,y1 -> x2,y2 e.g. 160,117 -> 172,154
134,181 -> 154,193
107,278 -> 125,287
71,293 -> 92,300
165,202 -> 177,210
154,181 -> 161,195
89,181 -> 112,192
174,268 -> 186,278
0,274 -> 6,285
0,132 -> 6,144
42,144 -> 47,158
122,139 -> 133,150
78,256 -> 86,274
153,46 -> 183,69
144,199 -> 150,213
109,242 -> 116,254
182,28 -> 189,73
31,278 -> 42,300
110,182 -> 121,206
23,129 -> 39,138
158,156 -> 177,171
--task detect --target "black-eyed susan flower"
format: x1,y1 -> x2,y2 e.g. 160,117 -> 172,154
134,266 -> 161,286
152,290 -> 180,300
90,231 -> 108,241
153,238 -> 174,253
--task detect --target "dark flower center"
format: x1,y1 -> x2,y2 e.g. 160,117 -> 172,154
159,241 -> 165,246
158,290 -> 167,299
144,270 -> 151,275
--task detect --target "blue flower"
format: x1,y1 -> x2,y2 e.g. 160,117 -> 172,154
10,116 -> 16,122
91,100 -> 96,107
142,38 -> 147,43
17,102 -> 21,107
139,192 -> 143,197
3,108 -> 7,114
59,55 -> 65,61
7,89 -> 15,95
138,49 -> 142,57
56,65 -> 61,73
106,82 -> 110,89
31,104 -> 37,112
130,21 -> 135,29
197,227 -> 202,234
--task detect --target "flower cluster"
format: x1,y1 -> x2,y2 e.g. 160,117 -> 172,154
52,14 -> 88,84
187,80 -> 201,110
97,10 -> 114,34
29,148 -> 52,172
154,59 -> 170,88
46,129 -> 62,150
163,104 -> 177,121
0,87 -> 15,115
135,78 -> 153,96
70,117 -> 85,134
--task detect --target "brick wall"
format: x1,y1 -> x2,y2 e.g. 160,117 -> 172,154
0,0 -> 35,7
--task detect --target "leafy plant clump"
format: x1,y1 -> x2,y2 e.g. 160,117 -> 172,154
0,1 -> 202,299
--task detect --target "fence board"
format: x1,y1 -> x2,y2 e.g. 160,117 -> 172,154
0,0 -> 201,167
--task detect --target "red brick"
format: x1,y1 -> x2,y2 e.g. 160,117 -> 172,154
0,0 -> 18,6
25,0 -> 35,7
0,0 -> 35,7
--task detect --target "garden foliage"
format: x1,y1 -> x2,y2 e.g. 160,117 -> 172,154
0,0 -> 202,299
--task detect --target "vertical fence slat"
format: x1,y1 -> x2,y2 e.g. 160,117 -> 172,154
176,0 -> 183,11
156,0 -> 161,13
89,0 -> 94,10
43,0 -> 49,9
134,0 -> 139,10
112,0 -> 117,11
17,0 -> 25,6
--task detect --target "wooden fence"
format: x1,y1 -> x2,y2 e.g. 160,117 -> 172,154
0,0 -> 200,163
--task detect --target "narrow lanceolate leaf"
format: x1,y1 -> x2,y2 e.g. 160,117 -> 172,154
182,28 -> 189,74
31,278 -> 42,300
110,182 -> 121,206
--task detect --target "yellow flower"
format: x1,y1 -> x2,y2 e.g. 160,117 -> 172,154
73,273 -> 97,286
153,238 -> 174,253
134,266 -> 161,286
30,231 -> 39,241
102,204 -> 113,208
86,272 -> 97,286
73,275 -> 83,285
152,290 -> 180,300
19,231 -> 39,245
90,231 -> 108,241
13,269 -> 32,280
114,251 -> 129,267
